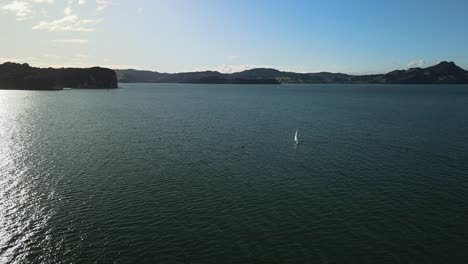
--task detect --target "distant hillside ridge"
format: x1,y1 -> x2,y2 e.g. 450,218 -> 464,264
115,61 -> 468,84
0,62 -> 118,90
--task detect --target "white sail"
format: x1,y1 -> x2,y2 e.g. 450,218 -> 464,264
294,129 -> 299,143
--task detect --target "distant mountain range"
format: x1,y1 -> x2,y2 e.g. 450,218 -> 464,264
1,61 -> 467,90
116,61 -> 468,84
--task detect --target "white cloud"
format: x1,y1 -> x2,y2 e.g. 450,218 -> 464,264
2,0 -> 57,21
51,38 -> 89,44
2,1 -> 33,21
29,0 -> 54,3
33,15 -> 102,32
407,59 -> 427,68
64,6 -> 72,15
4,0 -> 104,32
136,7 -> 143,15
96,0 -> 111,11
227,55 -> 239,60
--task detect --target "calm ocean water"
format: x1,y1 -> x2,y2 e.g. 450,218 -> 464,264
1,83 -> 468,263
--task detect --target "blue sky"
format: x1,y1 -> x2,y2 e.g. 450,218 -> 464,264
1,0 -> 467,73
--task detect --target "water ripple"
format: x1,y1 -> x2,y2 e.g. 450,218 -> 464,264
1,85 -> 468,263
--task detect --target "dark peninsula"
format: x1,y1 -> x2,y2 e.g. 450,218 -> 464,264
0,62 -> 118,90
116,61 -> 468,85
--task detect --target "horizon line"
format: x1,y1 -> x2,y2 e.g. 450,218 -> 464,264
0,60 -> 463,76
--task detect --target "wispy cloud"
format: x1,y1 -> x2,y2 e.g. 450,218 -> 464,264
29,0 -> 54,3
33,15 -> 101,32
64,6 -> 72,15
1,0 -> 55,20
2,1 -> 33,20
51,38 -> 89,44
227,55 -> 239,60
78,0 -> 86,5
407,59 -> 427,68
96,0 -> 111,11
136,7 -> 143,15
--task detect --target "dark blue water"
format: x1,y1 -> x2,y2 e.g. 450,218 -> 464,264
1,84 -> 468,263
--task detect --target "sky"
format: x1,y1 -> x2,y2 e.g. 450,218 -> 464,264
1,0 -> 468,74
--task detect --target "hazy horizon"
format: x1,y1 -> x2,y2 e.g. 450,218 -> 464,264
1,0 -> 468,74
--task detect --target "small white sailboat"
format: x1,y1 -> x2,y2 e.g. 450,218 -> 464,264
294,129 -> 299,144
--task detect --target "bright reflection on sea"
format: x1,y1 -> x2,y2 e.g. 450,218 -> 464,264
0,91 -> 54,263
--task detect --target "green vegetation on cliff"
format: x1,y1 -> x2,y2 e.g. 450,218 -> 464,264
0,62 -> 118,90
